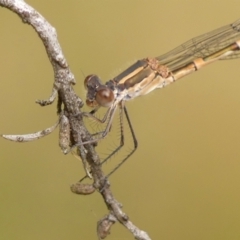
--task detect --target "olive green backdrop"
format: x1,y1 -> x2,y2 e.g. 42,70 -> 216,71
1,1 -> 240,239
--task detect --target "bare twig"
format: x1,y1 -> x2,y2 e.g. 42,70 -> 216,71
0,0 -> 151,239
1,118 -> 60,142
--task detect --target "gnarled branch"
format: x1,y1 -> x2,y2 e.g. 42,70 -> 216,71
0,0 -> 151,239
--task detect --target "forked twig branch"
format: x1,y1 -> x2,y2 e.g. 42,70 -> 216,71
0,0 -> 151,239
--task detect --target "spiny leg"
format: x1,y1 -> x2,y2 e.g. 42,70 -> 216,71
78,103 -> 138,182
68,103 -> 119,183
67,103 -> 119,152
99,100 -> 125,166
105,105 -> 138,178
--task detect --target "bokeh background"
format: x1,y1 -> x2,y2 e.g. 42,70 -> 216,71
1,1 -> 240,239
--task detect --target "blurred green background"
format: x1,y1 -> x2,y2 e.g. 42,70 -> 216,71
1,1 -> 240,239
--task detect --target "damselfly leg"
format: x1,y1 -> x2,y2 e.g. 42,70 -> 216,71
80,100 -> 138,179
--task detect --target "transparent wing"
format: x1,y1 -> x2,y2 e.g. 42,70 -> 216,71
156,19 -> 240,71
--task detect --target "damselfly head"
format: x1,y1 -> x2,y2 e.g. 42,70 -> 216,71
84,74 -> 114,108
84,74 -> 102,108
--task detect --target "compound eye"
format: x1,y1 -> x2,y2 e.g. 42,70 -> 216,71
84,74 -> 103,90
96,87 -> 114,107
84,75 -> 94,90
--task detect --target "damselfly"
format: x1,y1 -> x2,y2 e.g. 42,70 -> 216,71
79,18 -> 240,178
